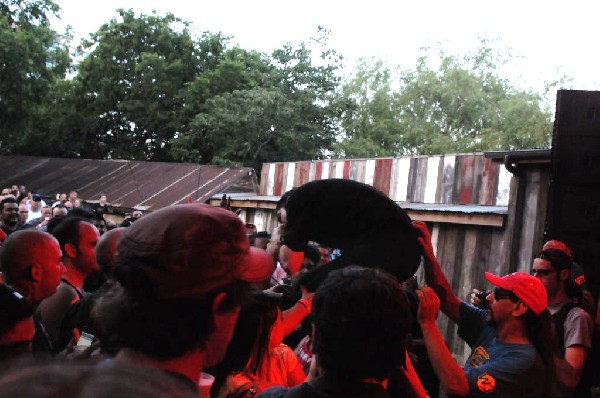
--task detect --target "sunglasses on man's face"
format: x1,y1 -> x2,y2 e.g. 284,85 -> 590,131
493,287 -> 519,302
530,268 -> 556,277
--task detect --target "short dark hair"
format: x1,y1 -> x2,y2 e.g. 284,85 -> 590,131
51,217 -> 89,253
93,281 -> 248,359
0,197 -> 17,211
312,266 -> 411,380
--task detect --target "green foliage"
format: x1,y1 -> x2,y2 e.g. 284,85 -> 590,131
334,43 -> 554,158
72,9 -> 200,161
0,0 -> 70,155
170,29 -> 343,170
2,6 -> 557,169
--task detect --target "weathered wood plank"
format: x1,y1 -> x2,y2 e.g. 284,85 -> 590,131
373,158 -> 393,196
285,163 -> 296,192
273,163 -> 284,196
458,155 -> 475,204
424,156 -> 440,203
478,157 -> 498,205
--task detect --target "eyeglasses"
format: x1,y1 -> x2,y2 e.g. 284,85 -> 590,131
530,269 -> 556,277
493,287 -> 519,302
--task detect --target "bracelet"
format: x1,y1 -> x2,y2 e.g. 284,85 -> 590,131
297,298 -> 312,313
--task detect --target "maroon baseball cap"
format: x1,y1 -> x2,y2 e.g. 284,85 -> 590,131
115,204 -> 274,300
485,271 -> 547,315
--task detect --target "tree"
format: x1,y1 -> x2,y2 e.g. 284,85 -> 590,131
170,27 -> 344,170
334,42 -> 554,157
0,0 -> 70,155
73,9 -> 201,161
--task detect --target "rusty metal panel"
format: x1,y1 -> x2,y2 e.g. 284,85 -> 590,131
273,163 -> 284,196
0,156 -> 256,211
373,158 -> 393,196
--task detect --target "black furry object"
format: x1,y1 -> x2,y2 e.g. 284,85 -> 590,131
284,179 -> 422,291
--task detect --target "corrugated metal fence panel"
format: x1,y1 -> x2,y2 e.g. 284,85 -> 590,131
260,153 -> 508,206
0,156 -> 254,210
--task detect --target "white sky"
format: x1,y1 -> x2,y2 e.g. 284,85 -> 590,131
52,0 -> 600,103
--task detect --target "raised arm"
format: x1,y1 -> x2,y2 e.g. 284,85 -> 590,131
412,222 -> 461,324
417,287 -> 470,397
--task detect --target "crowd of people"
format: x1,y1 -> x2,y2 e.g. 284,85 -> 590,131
0,180 -> 597,397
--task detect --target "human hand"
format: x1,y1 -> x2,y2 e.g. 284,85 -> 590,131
416,286 -> 440,325
300,286 -> 315,303
412,221 -> 436,263
469,288 -> 490,308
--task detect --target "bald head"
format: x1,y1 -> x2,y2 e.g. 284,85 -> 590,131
0,230 -> 65,303
95,227 -> 125,278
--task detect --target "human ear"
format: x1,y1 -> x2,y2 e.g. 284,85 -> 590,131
64,242 -> 77,258
513,301 -> 528,317
30,263 -> 42,282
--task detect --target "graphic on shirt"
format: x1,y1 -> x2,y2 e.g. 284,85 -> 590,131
477,373 -> 496,393
470,346 -> 490,368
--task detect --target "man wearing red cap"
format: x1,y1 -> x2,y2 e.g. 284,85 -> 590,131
413,222 -> 554,397
533,242 -> 594,397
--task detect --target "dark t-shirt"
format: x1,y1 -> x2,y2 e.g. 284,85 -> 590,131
258,375 -> 390,398
458,303 -> 547,397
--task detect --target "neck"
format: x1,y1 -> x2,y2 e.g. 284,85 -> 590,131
62,263 -> 87,291
115,348 -> 203,385
495,319 -> 530,344
547,289 -> 569,307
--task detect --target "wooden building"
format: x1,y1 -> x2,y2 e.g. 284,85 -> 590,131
211,150 -> 552,365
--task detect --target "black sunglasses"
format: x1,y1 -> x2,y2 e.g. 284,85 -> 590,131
493,287 -> 520,302
530,269 -> 556,277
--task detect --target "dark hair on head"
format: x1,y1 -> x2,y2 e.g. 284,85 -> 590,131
0,360 -> 198,397
15,193 -> 27,205
0,284 -> 34,331
304,243 -> 321,266
522,308 -> 556,395
256,231 -> 271,239
538,248 -> 572,270
275,189 -> 296,213
93,280 -> 249,359
68,207 -> 95,221
312,266 -> 411,380
1,196 -> 17,210
50,216 -> 90,252
208,291 -> 280,396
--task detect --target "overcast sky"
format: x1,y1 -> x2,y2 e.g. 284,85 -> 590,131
52,0 -> 600,103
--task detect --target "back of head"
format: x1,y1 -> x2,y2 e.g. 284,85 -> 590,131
93,204 -> 273,360
0,230 -> 51,288
0,360 -> 197,398
51,216 -> 89,254
312,266 -> 411,380
95,227 -> 126,278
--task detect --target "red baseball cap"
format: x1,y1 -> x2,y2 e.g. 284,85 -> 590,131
542,240 -> 573,260
115,204 -> 274,300
485,272 -> 547,315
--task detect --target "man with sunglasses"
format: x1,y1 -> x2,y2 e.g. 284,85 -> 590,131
532,246 -> 593,397
414,222 -> 554,397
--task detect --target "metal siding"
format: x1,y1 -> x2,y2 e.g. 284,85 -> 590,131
373,158 -> 392,196
314,162 -> 323,181
273,163 -> 284,196
0,156 -> 255,210
343,161 -> 351,179
458,155 -> 475,205
478,157 -> 498,206
424,157 -> 440,204
267,164 -> 276,196
285,163 -> 296,192
364,159 -> 375,186
441,156 -> 456,204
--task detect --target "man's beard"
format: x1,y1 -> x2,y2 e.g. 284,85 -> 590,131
485,309 -> 496,327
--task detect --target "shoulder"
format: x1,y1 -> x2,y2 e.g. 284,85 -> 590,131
257,386 -> 290,398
